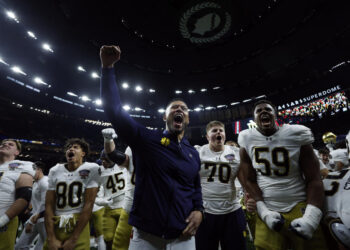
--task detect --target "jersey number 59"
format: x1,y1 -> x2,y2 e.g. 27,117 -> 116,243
254,147 -> 290,176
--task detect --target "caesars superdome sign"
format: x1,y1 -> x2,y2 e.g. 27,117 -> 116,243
179,2 -> 231,44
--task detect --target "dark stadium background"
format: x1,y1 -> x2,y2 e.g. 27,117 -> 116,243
0,0 -> 349,169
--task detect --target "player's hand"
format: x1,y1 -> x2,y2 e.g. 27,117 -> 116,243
32,214 -> 39,224
257,201 -> 284,231
95,197 -> 113,207
25,223 -> 33,233
102,128 -> 118,142
289,204 -> 322,240
182,211 -> 203,237
100,45 -> 121,68
48,237 -> 62,250
0,214 -> 10,228
244,193 -> 257,213
62,237 -> 77,250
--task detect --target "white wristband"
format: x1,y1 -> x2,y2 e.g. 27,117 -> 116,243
256,201 -> 269,219
0,214 -> 10,227
303,204 -> 322,230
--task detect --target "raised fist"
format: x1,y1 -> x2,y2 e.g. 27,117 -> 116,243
100,45 -> 121,68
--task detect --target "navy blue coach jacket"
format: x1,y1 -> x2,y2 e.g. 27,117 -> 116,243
101,68 -> 203,239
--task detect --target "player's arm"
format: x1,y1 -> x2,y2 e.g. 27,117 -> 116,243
63,187 -> 98,249
239,148 -> 263,201
45,190 -> 62,249
0,173 -> 33,227
35,179 -> 49,223
100,45 -> 142,145
239,147 -> 284,231
101,128 -> 129,168
289,144 -> 324,240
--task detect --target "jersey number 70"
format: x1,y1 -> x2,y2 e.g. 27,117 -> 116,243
254,147 -> 290,176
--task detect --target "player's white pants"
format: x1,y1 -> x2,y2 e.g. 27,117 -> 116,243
15,221 -> 46,250
128,227 -> 195,250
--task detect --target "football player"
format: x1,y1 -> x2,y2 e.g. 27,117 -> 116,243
44,138 -> 100,250
195,121 -> 246,250
15,161 -> 48,250
96,149 -> 127,250
0,139 -> 35,250
101,128 -> 134,250
323,130 -> 350,249
238,100 -> 327,250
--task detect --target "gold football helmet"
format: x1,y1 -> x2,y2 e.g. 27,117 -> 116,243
322,132 -> 337,144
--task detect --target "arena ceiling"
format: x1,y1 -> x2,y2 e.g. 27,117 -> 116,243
0,0 -> 349,114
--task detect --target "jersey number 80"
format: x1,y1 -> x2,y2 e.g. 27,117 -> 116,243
56,182 -> 83,209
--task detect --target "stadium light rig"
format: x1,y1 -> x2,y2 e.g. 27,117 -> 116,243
91,72 -> 99,78
201,88 -> 207,92
94,99 -> 102,106
149,89 -> 155,93
175,90 -> 182,94
188,89 -> 195,94
0,57 -> 9,66
27,31 -> 37,39
67,91 -> 78,97
123,105 -> 131,111
77,66 -> 86,72
81,95 -> 91,102
11,66 -> 26,75
33,77 -> 48,85
122,82 -> 129,89
158,108 -> 165,113
6,11 -> 19,23
135,85 -> 143,92
42,43 -> 54,53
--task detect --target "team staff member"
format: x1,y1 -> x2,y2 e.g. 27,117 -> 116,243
238,100 -> 327,250
0,139 -> 35,250
100,45 -> 203,250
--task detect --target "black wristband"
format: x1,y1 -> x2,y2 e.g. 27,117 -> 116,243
107,149 -> 127,165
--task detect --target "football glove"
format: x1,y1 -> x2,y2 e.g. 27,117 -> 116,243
289,204 -> 322,240
102,128 -> 118,143
256,201 -> 284,231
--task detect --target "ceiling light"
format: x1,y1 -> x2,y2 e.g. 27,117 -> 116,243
243,99 -> 252,103
67,92 -> 78,97
188,89 -> 195,94
0,57 -> 9,66
217,105 -> 227,108
134,107 -> 143,112
194,107 -> 202,112
205,106 -> 215,110
91,72 -> 99,78
123,105 -> 131,111
201,88 -> 207,92
6,11 -> 19,22
175,90 -> 182,94
27,31 -> 37,39
213,86 -> 220,90
77,66 -> 86,72
256,95 -> 266,99
33,77 -> 48,85
95,99 -> 102,106
135,85 -> 142,92
11,66 -> 26,75
122,82 -> 129,89
42,43 -> 53,52
231,102 -> 240,106
81,95 -> 90,102
158,108 -> 165,113
149,89 -> 155,93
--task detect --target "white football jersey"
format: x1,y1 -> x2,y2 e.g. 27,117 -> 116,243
0,160 -> 35,214
238,124 -> 314,212
31,176 -> 49,223
330,149 -> 349,167
196,144 -> 241,214
93,186 -> 104,212
323,167 -> 350,228
123,147 -> 135,213
100,164 -> 127,209
47,162 -> 100,216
